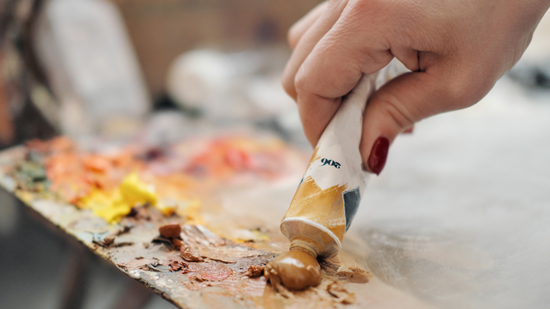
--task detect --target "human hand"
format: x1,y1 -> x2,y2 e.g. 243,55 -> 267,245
283,0 -> 550,174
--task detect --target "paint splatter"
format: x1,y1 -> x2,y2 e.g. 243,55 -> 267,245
246,265 -> 264,278
12,135 -> 296,224
326,281 -> 356,304
191,263 -> 233,281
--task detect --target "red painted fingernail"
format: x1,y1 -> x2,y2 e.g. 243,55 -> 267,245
367,137 -> 390,175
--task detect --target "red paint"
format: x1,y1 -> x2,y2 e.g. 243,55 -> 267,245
192,264 -> 233,281
367,137 -> 390,175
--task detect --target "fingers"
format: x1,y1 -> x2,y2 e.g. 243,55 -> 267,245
294,5 -> 394,147
282,0 -> 349,100
359,70 -> 463,175
288,2 -> 328,50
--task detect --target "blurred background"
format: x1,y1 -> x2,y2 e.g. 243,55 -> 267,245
0,0 -> 327,147
0,0 -> 549,308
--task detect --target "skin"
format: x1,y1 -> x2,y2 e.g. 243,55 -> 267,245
283,0 -> 550,173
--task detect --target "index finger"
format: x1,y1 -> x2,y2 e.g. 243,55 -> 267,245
295,5 -> 393,146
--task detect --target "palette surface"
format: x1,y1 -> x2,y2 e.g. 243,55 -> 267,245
0,134 -> 381,308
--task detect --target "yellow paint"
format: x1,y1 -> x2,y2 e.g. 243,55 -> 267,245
284,176 -> 347,242
78,189 -> 129,223
77,172 -> 161,223
119,172 -> 157,207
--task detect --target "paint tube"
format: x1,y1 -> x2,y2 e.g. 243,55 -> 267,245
280,60 -> 408,258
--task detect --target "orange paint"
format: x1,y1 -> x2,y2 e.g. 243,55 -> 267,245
20,135 -> 294,224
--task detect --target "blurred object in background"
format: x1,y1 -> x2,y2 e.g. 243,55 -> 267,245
166,48 -> 295,122
165,47 -> 310,146
507,13 -> 550,90
1,0 -> 322,147
508,60 -> 550,89
114,0 -> 323,96
0,49 -> 15,146
0,1 -> 15,148
0,0 -> 57,150
35,0 -> 150,138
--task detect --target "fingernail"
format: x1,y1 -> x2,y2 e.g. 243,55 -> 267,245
403,127 -> 414,134
367,137 -> 390,175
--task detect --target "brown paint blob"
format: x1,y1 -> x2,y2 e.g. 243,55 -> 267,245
168,260 -> 188,272
159,223 -> 181,238
264,250 -> 321,291
180,244 -> 203,262
246,265 -> 265,278
171,238 -> 184,249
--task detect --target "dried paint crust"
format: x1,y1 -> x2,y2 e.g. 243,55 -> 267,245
0,136 -> 370,308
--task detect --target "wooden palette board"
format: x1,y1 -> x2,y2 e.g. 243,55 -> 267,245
0,143 -> 430,309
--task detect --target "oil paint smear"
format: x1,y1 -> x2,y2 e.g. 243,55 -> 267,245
13,135 -> 301,224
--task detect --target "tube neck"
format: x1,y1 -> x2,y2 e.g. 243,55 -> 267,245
289,236 -> 322,259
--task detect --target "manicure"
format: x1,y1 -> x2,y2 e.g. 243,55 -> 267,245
367,137 -> 390,175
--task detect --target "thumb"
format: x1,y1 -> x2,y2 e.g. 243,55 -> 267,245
360,70 -> 466,175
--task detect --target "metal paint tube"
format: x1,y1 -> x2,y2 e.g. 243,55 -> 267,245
280,60 -> 408,258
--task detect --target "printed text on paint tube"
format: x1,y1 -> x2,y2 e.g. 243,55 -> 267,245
321,158 -> 341,169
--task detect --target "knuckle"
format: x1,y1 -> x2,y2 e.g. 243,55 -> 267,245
351,0 -> 373,12
372,91 -> 415,129
441,78 -> 471,109
294,70 -> 309,95
442,70 -> 496,110
281,69 -> 297,99
328,0 -> 345,6
328,0 -> 354,17
294,65 -> 326,98
287,25 -> 300,50
351,0 -> 385,14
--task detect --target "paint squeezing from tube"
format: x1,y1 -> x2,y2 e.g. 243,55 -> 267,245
266,60 -> 408,291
